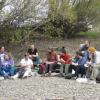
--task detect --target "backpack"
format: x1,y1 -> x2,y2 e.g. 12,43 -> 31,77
38,63 -> 46,74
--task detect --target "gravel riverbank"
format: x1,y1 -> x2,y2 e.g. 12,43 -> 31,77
0,75 -> 100,100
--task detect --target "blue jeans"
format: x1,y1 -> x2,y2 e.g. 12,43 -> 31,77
33,57 -> 42,65
0,66 -> 15,78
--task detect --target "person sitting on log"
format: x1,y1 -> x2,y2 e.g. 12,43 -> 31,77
68,52 -> 87,79
59,48 -> 71,76
45,47 -> 58,76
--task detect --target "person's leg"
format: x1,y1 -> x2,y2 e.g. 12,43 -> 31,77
91,67 -> 98,80
86,67 -> 89,78
23,69 -> 32,78
37,57 -> 42,64
9,66 -> 16,76
33,57 -> 42,65
60,64 -> 64,75
0,69 -> 7,78
45,64 -> 49,73
12,73 -> 19,79
12,67 -> 24,79
80,67 -> 86,77
63,64 -> 65,73
74,66 -> 80,77
68,64 -> 76,73
65,64 -> 69,75
49,64 -> 53,74
91,65 -> 100,80
0,66 -> 9,79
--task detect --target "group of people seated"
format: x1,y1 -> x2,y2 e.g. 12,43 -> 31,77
0,40 -> 100,82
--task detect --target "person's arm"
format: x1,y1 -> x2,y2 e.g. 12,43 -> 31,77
78,57 -> 87,66
29,60 -> 33,68
9,59 -> 14,66
31,53 -> 39,57
54,53 -> 58,63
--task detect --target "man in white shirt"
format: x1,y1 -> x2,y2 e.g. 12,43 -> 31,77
12,53 -> 33,79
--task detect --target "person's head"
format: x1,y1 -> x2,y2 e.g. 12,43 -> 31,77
8,52 -> 13,59
85,40 -> 90,47
61,49 -> 66,56
61,46 -> 66,54
4,54 -> 10,61
62,46 -> 65,49
48,47 -> 55,54
30,45 -> 34,50
88,47 -> 96,53
0,46 -> 5,53
24,53 -> 29,60
75,51 -> 80,56
78,52 -> 84,58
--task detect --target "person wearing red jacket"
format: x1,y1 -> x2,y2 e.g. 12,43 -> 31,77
59,50 -> 71,76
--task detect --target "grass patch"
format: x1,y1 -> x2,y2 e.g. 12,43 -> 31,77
80,31 -> 100,38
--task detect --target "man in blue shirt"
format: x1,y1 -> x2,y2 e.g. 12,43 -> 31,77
68,52 -> 87,78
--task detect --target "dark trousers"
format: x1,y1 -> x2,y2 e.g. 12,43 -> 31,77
68,64 -> 86,77
45,63 -> 57,73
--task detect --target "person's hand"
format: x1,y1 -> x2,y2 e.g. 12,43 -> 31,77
29,55 -> 32,58
72,62 -> 78,66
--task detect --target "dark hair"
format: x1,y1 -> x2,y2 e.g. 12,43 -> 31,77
88,58 -> 91,61
76,51 -> 81,55
62,46 -> 65,49
61,46 -> 66,54
24,53 -> 29,57
79,52 -> 84,57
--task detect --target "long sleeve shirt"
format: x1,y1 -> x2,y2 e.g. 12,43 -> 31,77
1,59 -> 14,67
77,57 -> 87,67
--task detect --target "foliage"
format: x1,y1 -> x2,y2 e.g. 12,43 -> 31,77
39,0 -> 100,38
0,0 -> 100,43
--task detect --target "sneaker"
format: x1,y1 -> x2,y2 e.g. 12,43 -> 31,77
0,77 -> 4,80
11,74 -> 19,80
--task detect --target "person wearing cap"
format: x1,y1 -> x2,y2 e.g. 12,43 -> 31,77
12,53 -> 33,79
88,47 -> 96,63
88,47 -> 100,80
